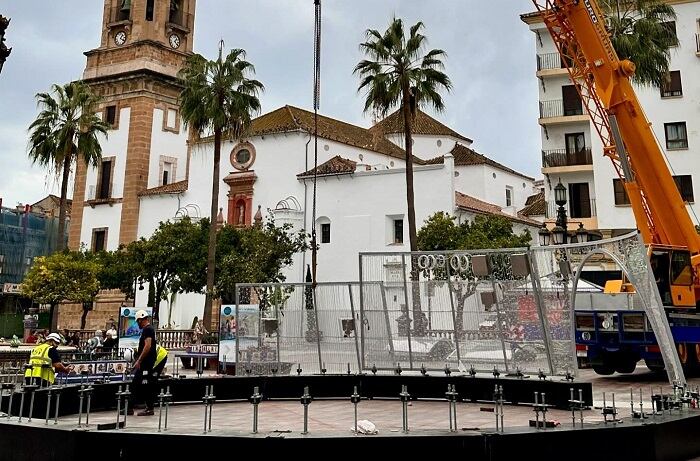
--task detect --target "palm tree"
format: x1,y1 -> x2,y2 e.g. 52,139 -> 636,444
179,46 -> 263,329
601,0 -> 679,87
28,82 -> 108,251
355,18 -> 451,335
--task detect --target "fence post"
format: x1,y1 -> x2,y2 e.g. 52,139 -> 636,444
234,287 -> 240,376
358,254 -> 365,370
400,254 -> 414,370
445,257 -> 461,366
379,282 -> 395,361
312,286 -> 323,374
527,250 -> 556,375
348,283 -> 362,373
486,256 -> 511,374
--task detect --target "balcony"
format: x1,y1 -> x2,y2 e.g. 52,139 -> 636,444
107,6 -> 132,28
546,198 -> 597,219
542,148 -> 593,169
536,52 -> 568,76
167,10 -> 193,33
539,99 -> 588,125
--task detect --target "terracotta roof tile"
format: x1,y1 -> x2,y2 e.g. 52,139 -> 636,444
455,191 -> 540,226
246,106 -> 413,162
520,191 -> 546,217
370,108 -> 472,143
139,180 -> 189,197
426,144 -> 534,180
298,156 -> 357,178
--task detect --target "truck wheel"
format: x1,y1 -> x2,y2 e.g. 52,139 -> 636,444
593,365 -> 615,376
615,361 -> 637,374
645,361 -> 665,373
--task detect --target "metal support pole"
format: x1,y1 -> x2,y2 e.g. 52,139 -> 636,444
300,386 -> 312,434
53,386 -> 61,425
158,388 -> 165,432
311,287 -> 324,374
250,386 -> 262,434
122,385 -> 130,429
115,385 -> 122,429
208,385 -> 215,432
44,388 -> 53,425
350,385 -> 361,434
348,283 -> 362,373
534,391 -> 540,429
400,254 -> 414,370
400,385 -> 410,433
6,383 -> 14,420
164,386 -> 171,431
446,384 -> 457,432
541,392 -> 547,429
445,261 -> 462,365
85,385 -> 92,427
78,384 -> 85,427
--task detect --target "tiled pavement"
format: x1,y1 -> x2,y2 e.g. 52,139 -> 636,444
6,365 -> 700,436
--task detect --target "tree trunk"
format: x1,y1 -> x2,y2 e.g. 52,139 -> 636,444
50,303 -> 59,331
80,305 -> 89,330
203,129 -> 222,331
57,148 -> 72,252
402,88 -> 426,336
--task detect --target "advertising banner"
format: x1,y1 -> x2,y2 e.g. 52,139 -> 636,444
219,304 -> 259,363
118,306 -> 153,351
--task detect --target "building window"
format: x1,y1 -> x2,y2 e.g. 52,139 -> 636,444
613,179 -> 631,205
505,186 -> 513,207
562,85 -> 583,116
92,229 -> 107,252
661,71 -> 682,98
163,108 -> 178,132
568,182 -> 592,218
565,132 -> 586,155
162,162 -> 173,185
665,122 -> 688,150
321,223 -> 331,244
394,219 -> 404,244
662,21 -> 677,40
146,0 -> 154,21
673,175 -> 694,202
105,105 -> 117,126
0,254 -> 4,275
97,159 -> 113,199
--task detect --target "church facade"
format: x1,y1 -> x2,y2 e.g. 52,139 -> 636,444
70,1 -> 542,328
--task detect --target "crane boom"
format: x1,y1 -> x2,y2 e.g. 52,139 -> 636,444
533,0 -> 700,303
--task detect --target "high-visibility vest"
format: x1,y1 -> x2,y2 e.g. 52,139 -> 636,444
155,345 -> 168,367
24,343 -> 56,384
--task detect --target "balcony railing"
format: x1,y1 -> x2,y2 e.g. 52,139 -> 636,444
108,6 -> 132,25
542,148 -> 593,168
546,199 -> 597,219
539,99 -> 584,118
537,52 -> 563,71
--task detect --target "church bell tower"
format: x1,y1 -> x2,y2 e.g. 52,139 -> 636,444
70,0 -> 196,250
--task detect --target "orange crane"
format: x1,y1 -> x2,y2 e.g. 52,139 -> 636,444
533,0 -> 700,309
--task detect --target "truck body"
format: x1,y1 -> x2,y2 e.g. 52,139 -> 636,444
533,0 -> 700,374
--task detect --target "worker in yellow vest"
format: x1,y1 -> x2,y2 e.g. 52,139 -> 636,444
24,333 -> 73,386
153,344 -> 168,377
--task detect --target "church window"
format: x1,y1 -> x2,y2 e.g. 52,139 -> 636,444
146,0 -> 155,21
105,105 -> 117,127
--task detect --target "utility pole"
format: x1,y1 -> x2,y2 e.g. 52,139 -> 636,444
0,15 -> 11,75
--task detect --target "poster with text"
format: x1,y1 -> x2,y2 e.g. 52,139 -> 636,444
219,304 -> 259,363
118,307 -> 153,351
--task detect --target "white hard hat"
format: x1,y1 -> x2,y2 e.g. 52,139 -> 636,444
46,333 -> 62,343
135,310 -> 149,320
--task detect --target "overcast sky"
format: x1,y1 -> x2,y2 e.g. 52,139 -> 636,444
0,0 -> 541,207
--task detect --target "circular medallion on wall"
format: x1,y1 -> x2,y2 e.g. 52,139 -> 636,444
230,141 -> 256,170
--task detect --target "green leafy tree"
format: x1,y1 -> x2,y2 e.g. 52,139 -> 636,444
28,82 -> 108,250
21,252 -> 100,330
601,0 -> 679,87
417,212 -> 531,336
126,218 -> 208,323
215,217 -> 308,302
355,19 -> 451,334
179,47 -> 264,329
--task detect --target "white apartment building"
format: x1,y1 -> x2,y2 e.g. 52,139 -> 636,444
522,1 -> 700,240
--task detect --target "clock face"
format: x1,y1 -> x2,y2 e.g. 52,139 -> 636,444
169,33 -> 181,49
114,31 -> 127,46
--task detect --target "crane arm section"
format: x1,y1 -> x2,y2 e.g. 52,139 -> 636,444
533,0 -> 700,260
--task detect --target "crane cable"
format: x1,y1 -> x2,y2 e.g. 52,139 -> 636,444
311,0 -> 321,288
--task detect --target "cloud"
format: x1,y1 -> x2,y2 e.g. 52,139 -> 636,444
0,0 -> 541,206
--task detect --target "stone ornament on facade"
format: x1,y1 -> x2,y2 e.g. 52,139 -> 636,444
230,141 -> 256,171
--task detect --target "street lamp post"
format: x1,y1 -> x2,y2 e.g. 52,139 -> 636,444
0,15 -> 11,75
